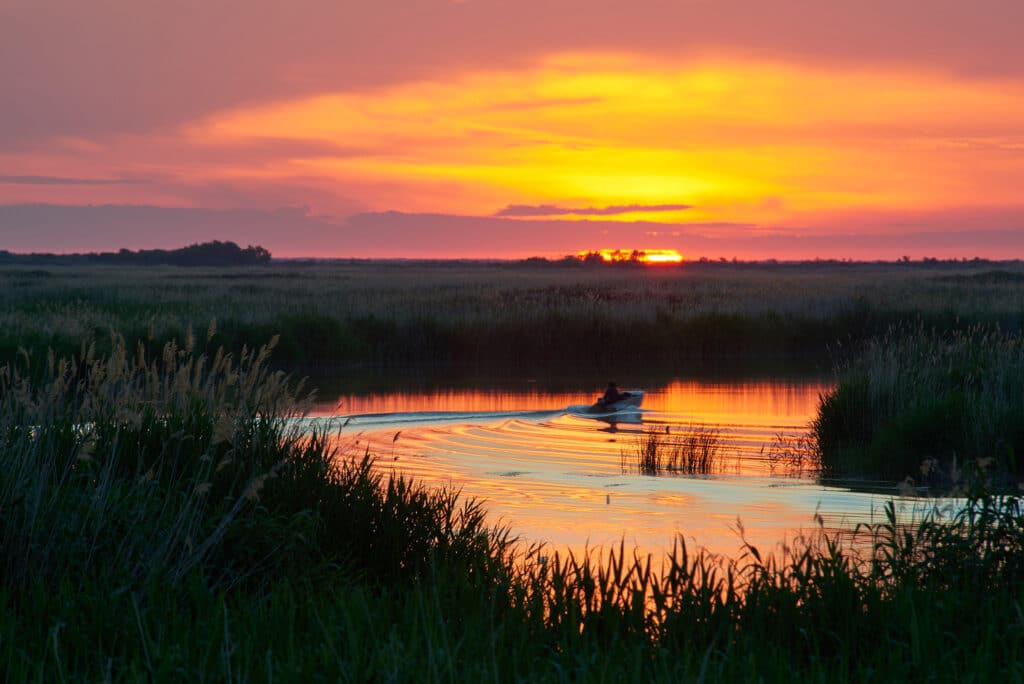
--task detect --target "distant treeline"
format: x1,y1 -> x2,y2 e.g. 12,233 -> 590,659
0,240 -> 271,267
526,253 -> 1024,270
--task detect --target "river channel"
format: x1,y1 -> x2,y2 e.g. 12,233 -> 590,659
308,373 -> 945,561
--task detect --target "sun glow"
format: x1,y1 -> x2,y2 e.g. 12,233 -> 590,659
11,49 -> 1024,257
180,52 -> 1024,226
578,248 -> 683,264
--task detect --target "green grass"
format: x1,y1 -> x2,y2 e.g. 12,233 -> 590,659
0,333 -> 509,594
3,260 -> 1024,369
813,325 -> 1024,483
2,336 -> 1023,680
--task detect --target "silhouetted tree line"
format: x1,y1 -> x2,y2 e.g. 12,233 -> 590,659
0,241 -> 271,266
520,252 -> 650,267
516,254 -> 1023,270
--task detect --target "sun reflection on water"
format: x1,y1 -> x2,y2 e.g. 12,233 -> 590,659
321,378 -> 933,561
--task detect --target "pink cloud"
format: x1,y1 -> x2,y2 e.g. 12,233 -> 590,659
2,1 -> 1023,147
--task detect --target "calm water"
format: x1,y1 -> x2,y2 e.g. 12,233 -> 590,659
308,377 -> 944,560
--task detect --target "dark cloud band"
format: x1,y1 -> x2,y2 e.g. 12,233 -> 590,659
0,175 -> 146,186
494,203 -> 692,217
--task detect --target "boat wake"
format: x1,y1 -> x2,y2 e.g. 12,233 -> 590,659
302,408 -> 562,433
302,405 -> 643,433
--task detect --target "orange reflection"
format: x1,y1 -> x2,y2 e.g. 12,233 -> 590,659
321,388 -> 592,416
315,379 -> 878,563
319,381 -> 828,424
646,379 -> 830,427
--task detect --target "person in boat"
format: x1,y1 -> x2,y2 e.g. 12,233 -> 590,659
600,382 -> 631,407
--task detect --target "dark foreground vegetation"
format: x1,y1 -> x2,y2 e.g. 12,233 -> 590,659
2,338 -> 1022,680
2,260 -> 1024,372
814,326 -> 1024,485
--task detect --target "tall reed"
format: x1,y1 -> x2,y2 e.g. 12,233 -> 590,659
3,330 -> 1023,679
764,431 -> 821,477
0,333 -> 508,597
812,324 -> 1024,482
623,424 -> 723,475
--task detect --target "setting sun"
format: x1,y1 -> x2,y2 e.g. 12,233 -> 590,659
577,248 -> 683,264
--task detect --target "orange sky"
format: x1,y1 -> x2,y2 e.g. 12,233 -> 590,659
1,2 -> 1023,258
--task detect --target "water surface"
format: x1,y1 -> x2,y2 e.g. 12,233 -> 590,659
313,377 -> 942,560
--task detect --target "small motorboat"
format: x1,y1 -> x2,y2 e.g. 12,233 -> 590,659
589,390 -> 644,414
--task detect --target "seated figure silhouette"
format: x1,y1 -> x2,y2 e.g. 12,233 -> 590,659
600,382 -> 631,408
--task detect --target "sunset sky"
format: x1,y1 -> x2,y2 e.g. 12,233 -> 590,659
2,1 -> 1023,259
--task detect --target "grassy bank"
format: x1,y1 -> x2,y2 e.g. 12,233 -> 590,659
3,261 -> 1024,369
813,326 -> 1024,483
2,337 -> 1023,680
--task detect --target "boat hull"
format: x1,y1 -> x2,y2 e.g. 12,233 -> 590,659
588,390 -> 644,413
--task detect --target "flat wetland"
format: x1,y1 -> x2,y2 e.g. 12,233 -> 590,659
3,258 -> 1024,680
5,258 -> 1024,369
6,259 -> 1022,561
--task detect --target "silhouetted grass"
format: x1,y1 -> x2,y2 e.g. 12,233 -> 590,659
623,424 -> 723,475
813,325 -> 1024,483
0,334 -> 509,597
764,431 -> 821,477
3,334 -> 1023,680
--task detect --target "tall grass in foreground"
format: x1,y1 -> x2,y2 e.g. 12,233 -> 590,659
0,334 -> 509,597
623,424 -> 723,475
2,337 -> 1023,680
813,325 -> 1024,483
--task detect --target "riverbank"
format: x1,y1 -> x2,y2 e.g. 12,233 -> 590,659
1,337 -> 1021,680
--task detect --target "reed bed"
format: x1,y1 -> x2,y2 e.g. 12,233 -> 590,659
0,334 -> 509,597
2,335 -> 1023,680
3,261 -> 1024,368
623,424 -> 723,475
813,325 -> 1024,483
764,431 -> 822,477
